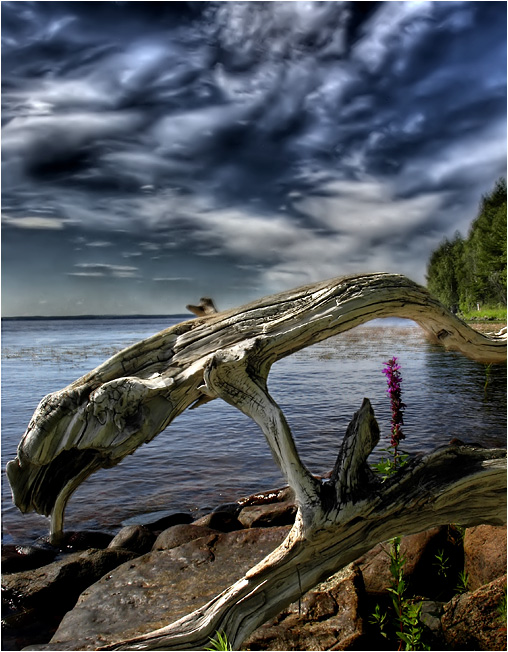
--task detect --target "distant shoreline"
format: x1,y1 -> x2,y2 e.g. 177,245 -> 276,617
1,314 -> 190,322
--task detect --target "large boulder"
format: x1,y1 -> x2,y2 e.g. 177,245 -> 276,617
243,563 -> 368,651
2,548 -> 137,651
441,574 -> 507,650
25,526 -> 291,651
464,524 -> 507,591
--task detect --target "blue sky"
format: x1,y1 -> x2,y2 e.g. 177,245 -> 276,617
2,1 -> 506,316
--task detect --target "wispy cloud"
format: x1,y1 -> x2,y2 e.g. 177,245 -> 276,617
2,215 -> 67,230
67,264 -> 139,278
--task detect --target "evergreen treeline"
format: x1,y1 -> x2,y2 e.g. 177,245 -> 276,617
426,178 -> 507,314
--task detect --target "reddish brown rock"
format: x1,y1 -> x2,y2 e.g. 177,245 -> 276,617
464,524 -> 507,591
441,574 -> 507,650
243,564 -> 368,651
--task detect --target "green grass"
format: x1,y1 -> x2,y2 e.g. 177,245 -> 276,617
459,305 -> 507,322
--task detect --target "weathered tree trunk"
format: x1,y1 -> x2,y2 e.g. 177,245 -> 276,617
99,409 -> 505,651
6,272 -> 506,650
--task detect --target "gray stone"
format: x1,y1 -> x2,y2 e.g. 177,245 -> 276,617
31,526 -> 291,651
152,523 -> 219,551
108,524 -> 156,554
193,510 -> 243,532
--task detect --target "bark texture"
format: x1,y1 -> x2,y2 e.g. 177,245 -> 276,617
5,272 -> 506,650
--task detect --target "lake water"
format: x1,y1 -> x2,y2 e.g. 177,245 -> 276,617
2,317 -> 506,545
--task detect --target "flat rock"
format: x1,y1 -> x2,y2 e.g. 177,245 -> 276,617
243,563 -> 368,651
464,524 -> 507,591
441,574 -> 507,650
28,526 -> 291,651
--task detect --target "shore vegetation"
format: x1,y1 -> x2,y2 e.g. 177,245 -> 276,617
426,178 -> 507,321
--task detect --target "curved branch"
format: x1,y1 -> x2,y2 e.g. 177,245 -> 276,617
7,273 -> 506,542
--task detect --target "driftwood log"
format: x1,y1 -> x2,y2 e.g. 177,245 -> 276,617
6,272 -> 507,651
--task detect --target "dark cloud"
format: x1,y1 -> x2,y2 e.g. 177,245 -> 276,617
2,1 -> 506,315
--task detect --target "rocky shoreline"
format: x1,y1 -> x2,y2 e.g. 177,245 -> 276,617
2,485 -> 506,651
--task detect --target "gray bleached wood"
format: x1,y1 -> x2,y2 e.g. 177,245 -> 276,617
6,272 -> 506,537
6,272 -> 507,649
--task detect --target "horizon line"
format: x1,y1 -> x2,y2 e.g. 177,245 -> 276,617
2,313 -> 191,321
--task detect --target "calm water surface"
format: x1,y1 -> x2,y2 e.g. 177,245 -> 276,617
2,317 -> 506,545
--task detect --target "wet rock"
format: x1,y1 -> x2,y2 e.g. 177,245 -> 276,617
441,574 -> 507,650
2,548 -> 137,650
193,510 -> 243,532
2,544 -> 57,574
211,502 -> 243,517
152,523 -> 220,551
31,526 -> 291,651
244,563 -> 368,651
464,524 -> 507,591
107,525 -> 156,555
238,501 -> 297,528
143,510 -> 194,532
238,485 -> 295,507
37,530 -> 114,552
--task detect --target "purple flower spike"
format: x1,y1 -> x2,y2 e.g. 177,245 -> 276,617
382,357 -> 406,452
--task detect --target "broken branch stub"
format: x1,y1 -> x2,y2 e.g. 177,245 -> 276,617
5,273 -> 507,649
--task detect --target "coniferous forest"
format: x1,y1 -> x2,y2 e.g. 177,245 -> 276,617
426,178 -> 507,318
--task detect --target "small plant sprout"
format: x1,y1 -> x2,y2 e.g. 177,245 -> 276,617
455,570 -> 469,594
205,630 -> 233,651
433,548 -> 451,579
369,602 -> 389,639
370,537 -> 430,650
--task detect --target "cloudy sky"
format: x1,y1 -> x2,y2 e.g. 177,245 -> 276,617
2,1 -> 506,316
